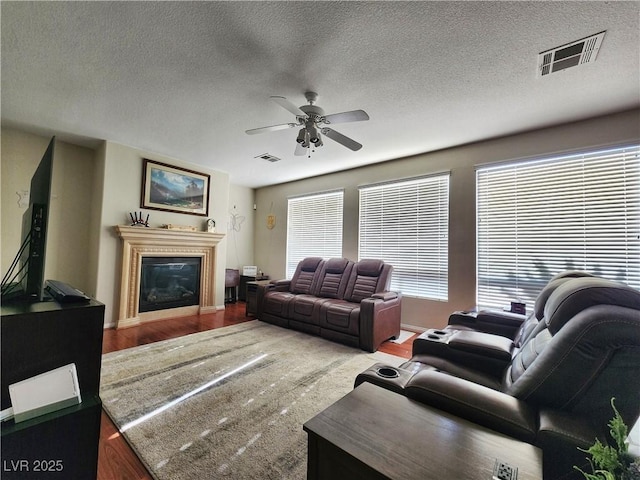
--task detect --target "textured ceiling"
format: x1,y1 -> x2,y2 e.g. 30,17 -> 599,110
2,1 -> 639,188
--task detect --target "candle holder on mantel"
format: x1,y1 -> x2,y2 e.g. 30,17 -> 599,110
129,212 -> 149,227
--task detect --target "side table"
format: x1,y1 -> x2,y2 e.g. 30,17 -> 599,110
245,279 -> 272,316
303,382 -> 542,480
239,275 -> 269,301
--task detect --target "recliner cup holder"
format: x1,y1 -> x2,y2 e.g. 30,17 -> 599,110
424,329 -> 449,341
376,366 -> 400,379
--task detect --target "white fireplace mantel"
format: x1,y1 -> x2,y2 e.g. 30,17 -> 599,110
115,225 -> 225,329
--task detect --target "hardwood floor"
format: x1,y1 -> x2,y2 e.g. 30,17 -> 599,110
97,302 -> 416,480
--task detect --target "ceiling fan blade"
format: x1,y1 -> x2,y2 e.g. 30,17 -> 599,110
245,123 -> 297,135
322,128 -> 363,151
270,96 -> 305,116
294,143 -> 308,156
323,109 -> 369,124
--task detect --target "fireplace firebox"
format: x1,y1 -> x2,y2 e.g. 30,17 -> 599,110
139,257 -> 201,313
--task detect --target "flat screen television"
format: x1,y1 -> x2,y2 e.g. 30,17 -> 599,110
1,137 -> 55,302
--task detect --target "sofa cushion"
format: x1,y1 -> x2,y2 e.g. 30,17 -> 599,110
533,272 -> 594,320
288,294 -> 329,325
544,277 -> 640,334
316,258 -> 354,299
262,291 -> 296,316
344,259 -> 391,303
289,257 -> 324,294
319,300 -> 360,336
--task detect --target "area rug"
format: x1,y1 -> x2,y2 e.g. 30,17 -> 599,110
100,320 -> 405,479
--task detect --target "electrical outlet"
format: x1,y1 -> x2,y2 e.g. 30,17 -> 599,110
493,459 -> 518,480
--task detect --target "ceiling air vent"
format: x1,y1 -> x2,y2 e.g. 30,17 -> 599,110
538,31 -> 605,77
255,153 -> 281,163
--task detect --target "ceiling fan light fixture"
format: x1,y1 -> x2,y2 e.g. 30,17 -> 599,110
296,128 -> 307,144
307,124 -> 320,144
249,93 -> 369,155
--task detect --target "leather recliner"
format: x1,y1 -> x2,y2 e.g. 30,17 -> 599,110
406,270 -> 598,378
258,257 -> 325,328
288,257 -> 355,335
445,270 -> 595,341
319,258 -> 400,351
356,277 -> 640,479
257,257 -> 402,352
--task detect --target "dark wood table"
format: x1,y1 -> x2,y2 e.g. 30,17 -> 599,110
303,382 -> 543,480
239,274 -> 269,301
245,279 -> 272,316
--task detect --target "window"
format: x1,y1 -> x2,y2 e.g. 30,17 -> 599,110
477,145 -> 640,309
359,174 -> 450,300
286,190 -> 344,278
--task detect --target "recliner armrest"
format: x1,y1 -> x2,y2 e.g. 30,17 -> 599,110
405,369 -> 537,442
476,309 -> 527,327
537,408 -> 597,448
371,291 -> 398,301
359,292 -> 402,352
448,309 -> 526,339
536,408 -> 599,480
269,279 -> 291,291
411,330 -> 512,376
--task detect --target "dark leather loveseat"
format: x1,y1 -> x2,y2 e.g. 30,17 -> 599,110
356,274 -> 640,479
256,257 -> 402,352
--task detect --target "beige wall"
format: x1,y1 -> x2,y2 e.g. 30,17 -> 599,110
1,129 -> 96,291
226,184 -> 255,270
94,141 -> 231,327
1,129 -> 238,328
254,109 -> 640,331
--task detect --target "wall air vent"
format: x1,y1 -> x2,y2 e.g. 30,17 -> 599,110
255,153 -> 281,163
538,31 -> 606,77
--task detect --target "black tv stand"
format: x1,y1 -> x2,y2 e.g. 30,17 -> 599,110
1,298 -> 105,479
1,290 -> 49,305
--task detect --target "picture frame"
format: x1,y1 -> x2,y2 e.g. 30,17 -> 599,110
141,159 -> 210,216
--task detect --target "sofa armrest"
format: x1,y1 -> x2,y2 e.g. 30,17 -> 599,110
448,309 -> 526,339
405,369 -> 537,442
372,291 -> 398,301
256,280 -> 287,318
476,309 -> 527,326
354,362 -> 413,395
411,330 -> 513,376
270,279 -> 292,291
359,292 -> 402,352
537,408 -> 597,449
536,408 -> 599,479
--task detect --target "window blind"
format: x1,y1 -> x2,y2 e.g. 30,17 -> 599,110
359,174 -> 449,300
477,145 -> 640,309
286,190 -> 344,278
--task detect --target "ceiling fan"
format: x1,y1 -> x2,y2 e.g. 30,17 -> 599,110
245,92 -> 369,156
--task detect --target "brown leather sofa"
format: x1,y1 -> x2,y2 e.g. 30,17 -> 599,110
356,276 -> 640,479
257,257 -> 402,352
